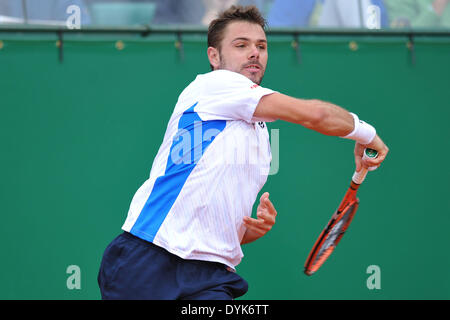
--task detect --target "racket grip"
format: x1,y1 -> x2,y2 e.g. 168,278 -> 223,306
352,148 -> 378,185
352,168 -> 368,185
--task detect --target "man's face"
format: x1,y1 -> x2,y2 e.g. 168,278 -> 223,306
209,21 -> 268,85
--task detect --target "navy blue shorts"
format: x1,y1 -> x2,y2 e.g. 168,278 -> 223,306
98,232 -> 248,300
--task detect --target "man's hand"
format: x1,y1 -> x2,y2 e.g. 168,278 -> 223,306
241,192 -> 277,245
354,134 -> 389,172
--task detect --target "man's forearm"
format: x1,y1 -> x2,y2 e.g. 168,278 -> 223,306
300,99 -> 355,136
255,93 -> 354,137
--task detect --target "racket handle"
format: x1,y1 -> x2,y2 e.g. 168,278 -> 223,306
352,148 -> 378,185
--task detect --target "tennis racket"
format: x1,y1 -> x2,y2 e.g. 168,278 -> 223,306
304,148 -> 378,276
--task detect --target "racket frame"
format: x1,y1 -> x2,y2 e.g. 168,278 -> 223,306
304,181 -> 361,276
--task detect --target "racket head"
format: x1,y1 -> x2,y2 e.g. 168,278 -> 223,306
304,198 -> 359,276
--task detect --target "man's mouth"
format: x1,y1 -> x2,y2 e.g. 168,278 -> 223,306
243,63 -> 262,72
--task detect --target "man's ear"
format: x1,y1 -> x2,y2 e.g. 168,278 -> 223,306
207,47 -> 220,70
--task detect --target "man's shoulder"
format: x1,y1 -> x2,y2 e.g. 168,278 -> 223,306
199,69 -> 252,83
181,70 -> 252,97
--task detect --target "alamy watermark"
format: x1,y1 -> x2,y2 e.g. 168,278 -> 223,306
66,5 -> 81,29
366,265 -> 381,290
169,122 -> 279,176
66,265 -> 81,290
366,5 -> 381,30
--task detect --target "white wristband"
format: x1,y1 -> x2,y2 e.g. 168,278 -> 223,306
341,112 -> 376,145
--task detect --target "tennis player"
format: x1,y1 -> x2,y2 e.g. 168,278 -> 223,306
98,5 -> 389,300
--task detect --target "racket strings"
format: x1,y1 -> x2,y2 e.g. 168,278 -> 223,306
311,202 -> 358,268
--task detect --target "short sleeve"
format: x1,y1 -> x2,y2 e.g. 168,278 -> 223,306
194,70 -> 276,123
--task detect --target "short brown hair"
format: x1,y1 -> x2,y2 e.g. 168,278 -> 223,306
207,5 -> 267,51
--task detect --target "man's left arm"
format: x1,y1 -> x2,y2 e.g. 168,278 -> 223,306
241,192 -> 277,245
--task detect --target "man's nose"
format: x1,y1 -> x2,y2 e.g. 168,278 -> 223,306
248,44 -> 260,60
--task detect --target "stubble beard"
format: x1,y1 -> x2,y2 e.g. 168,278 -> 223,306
218,52 -> 265,85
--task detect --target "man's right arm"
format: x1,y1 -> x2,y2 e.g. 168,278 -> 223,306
254,92 -> 389,169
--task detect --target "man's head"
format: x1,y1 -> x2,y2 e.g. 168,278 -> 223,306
207,5 -> 268,85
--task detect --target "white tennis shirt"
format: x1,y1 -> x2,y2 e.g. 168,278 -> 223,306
122,70 -> 276,269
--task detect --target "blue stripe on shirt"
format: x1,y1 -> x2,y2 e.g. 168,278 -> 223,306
130,102 -> 226,241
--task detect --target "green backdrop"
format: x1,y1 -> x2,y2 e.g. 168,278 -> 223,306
1,30 -> 449,300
